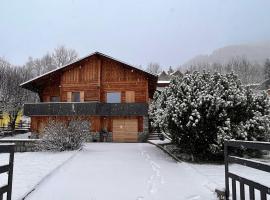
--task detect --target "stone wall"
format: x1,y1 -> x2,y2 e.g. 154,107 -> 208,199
0,139 -> 40,152
143,116 -> 149,135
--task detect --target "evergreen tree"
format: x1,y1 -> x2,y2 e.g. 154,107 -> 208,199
168,66 -> 174,75
264,58 -> 270,80
149,71 -> 270,161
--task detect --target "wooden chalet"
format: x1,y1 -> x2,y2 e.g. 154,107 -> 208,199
20,52 -> 158,142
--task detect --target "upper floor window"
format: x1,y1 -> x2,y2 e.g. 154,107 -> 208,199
107,92 -> 121,103
72,92 -> 80,102
67,91 -> 84,102
50,96 -> 60,102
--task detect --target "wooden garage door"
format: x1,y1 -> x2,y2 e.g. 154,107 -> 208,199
113,119 -> 138,142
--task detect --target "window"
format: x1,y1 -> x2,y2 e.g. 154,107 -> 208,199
107,92 -> 121,103
50,96 -> 60,102
72,92 -> 80,102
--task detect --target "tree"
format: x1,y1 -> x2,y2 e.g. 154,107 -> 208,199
25,46 -> 79,76
168,66 -> 174,75
264,58 -> 270,80
0,45 -> 78,132
185,57 -> 264,84
146,62 -> 162,75
149,71 -> 270,161
52,45 -> 78,67
0,63 -> 37,131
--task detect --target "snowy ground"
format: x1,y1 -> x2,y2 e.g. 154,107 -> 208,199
191,162 -> 270,199
0,150 -> 77,200
26,143 -> 217,200
148,139 -> 171,145
1,143 -> 269,200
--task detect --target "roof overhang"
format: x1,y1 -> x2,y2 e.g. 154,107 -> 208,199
20,51 -> 158,94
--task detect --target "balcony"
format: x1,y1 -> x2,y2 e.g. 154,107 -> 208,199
23,102 -> 148,116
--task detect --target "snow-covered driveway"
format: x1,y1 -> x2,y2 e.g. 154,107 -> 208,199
26,143 -> 216,200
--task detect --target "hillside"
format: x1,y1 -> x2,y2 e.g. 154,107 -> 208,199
184,42 -> 270,66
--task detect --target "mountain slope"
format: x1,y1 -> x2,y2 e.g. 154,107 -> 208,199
184,42 -> 270,66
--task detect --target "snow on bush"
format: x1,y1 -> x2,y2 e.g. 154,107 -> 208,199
150,71 -> 270,160
38,120 -> 90,151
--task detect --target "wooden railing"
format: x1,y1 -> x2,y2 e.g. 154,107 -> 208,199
23,102 -> 148,116
224,140 -> 270,200
0,144 -> 14,200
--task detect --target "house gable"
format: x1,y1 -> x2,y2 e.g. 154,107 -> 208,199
21,52 -> 158,102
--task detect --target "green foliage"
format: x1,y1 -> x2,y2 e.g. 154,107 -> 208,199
150,71 -> 270,160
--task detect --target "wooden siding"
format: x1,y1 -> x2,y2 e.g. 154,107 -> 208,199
31,116 -> 143,140
31,116 -> 101,133
61,56 -> 100,102
39,55 -> 149,103
29,54 -> 150,142
101,57 -> 148,103
41,77 -> 60,102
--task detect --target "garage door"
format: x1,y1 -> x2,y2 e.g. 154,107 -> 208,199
113,119 -> 138,142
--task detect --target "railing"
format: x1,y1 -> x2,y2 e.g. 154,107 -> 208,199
0,144 -> 15,200
224,140 -> 270,200
15,121 -> 30,132
23,102 -> 148,116
0,122 -> 30,136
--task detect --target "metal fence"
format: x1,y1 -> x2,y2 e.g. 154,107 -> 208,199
0,144 -> 14,200
224,140 -> 270,200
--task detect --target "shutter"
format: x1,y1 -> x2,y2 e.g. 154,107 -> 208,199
80,91 -> 84,102
125,91 -> 135,103
67,92 -> 72,102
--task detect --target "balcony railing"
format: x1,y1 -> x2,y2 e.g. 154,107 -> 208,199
23,102 -> 148,116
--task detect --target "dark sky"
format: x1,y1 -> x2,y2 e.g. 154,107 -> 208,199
1,0 -> 270,69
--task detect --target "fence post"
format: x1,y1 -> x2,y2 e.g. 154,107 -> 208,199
7,145 -> 14,200
224,141 -> 229,200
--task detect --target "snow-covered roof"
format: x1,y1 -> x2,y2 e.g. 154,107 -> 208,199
170,70 -> 183,76
158,80 -> 170,84
20,51 -> 157,88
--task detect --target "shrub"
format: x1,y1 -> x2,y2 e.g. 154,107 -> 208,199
38,120 -> 90,151
149,71 -> 270,160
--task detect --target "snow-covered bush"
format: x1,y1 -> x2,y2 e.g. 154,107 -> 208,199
150,71 -> 270,160
236,112 -> 270,141
38,120 -> 90,151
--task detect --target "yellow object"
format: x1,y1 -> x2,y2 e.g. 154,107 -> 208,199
0,112 -> 10,128
15,109 -> 24,127
0,109 -> 24,128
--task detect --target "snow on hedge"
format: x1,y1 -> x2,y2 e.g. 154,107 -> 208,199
150,71 -> 270,160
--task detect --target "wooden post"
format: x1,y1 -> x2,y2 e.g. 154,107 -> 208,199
7,145 -> 14,200
224,141 -> 229,200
